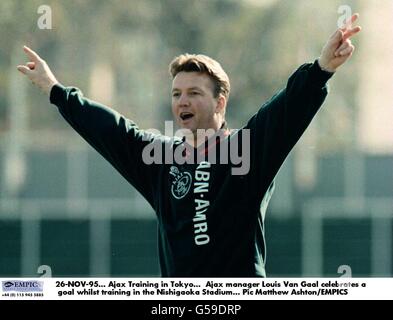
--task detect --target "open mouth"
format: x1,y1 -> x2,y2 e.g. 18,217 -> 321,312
180,112 -> 194,121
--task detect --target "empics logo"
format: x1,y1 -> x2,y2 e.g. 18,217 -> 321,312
2,280 -> 43,292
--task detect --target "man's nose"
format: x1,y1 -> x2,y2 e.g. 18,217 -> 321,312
177,93 -> 190,107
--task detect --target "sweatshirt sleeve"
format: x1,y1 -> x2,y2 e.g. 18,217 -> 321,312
50,84 -> 160,207
245,60 -> 333,198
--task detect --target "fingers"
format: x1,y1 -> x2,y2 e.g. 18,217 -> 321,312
343,26 -> 362,41
330,29 -> 344,46
27,62 -> 36,70
335,39 -> 351,56
16,61 -> 36,75
336,43 -> 355,57
334,13 -> 360,54
23,46 -> 41,63
340,44 -> 355,56
350,13 -> 359,24
341,13 -> 359,31
17,65 -> 32,75
330,28 -> 343,39
341,13 -> 361,41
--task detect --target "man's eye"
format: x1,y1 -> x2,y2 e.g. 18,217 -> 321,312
172,93 -> 180,97
190,91 -> 199,95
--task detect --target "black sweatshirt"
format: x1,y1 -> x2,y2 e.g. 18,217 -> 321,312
50,60 -> 333,277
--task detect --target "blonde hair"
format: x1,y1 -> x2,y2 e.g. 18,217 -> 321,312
169,54 -> 230,100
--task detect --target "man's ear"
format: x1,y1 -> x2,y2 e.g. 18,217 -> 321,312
215,94 -> 227,115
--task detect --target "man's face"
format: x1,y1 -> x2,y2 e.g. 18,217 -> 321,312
171,72 -> 224,133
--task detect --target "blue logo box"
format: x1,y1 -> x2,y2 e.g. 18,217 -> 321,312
2,281 -> 44,292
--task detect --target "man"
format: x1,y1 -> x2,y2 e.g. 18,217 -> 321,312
17,15 -> 361,277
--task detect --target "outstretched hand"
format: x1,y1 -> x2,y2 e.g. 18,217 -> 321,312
318,13 -> 362,73
17,46 -> 58,96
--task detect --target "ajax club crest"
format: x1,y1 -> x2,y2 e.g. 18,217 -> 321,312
169,166 -> 192,199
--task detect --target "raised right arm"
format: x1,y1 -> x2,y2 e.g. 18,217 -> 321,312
17,46 -> 160,207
